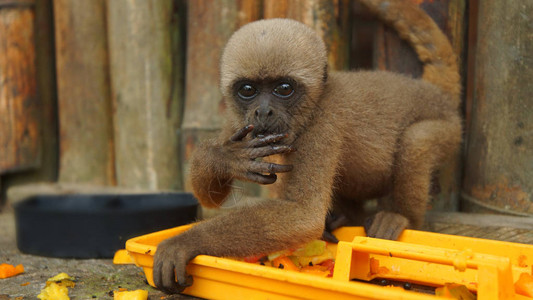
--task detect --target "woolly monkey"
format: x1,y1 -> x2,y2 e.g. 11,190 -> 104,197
154,0 -> 462,293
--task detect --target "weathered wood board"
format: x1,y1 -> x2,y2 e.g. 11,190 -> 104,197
53,0 -> 114,185
463,0 -> 533,216
107,0 -> 184,190
0,4 -> 39,174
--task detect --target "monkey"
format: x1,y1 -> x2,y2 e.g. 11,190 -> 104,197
153,0 -> 462,293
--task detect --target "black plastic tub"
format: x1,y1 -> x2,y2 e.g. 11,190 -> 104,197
14,193 -> 198,258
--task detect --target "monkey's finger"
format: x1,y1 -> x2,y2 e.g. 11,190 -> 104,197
248,133 -> 288,147
248,145 -> 295,158
230,125 -> 254,141
161,262 -> 181,294
249,161 -> 293,174
175,260 -> 193,292
153,260 -> 164,291
245,172 -> 277,184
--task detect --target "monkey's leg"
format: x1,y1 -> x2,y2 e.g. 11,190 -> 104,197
367,118 -> 461,239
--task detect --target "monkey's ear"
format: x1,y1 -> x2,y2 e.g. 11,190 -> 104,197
322,64 -> 328,83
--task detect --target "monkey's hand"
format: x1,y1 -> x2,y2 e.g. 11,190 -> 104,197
220,124 -> 295,184
364,211 -> 409,240
153,233 -> 196,294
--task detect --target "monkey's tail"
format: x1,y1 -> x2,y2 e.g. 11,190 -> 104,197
358,0 -> 461,102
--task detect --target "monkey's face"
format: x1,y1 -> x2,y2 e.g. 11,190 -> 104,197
220,19 -> 328,143
231,77 -> 304,139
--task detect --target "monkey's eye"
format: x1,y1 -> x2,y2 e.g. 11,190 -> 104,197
237,84 -> 258,100
273,83 -> 294,98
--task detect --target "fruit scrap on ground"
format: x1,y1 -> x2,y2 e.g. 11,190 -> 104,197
37,272 -> 75,300
0,263 -> 24,279
114,289 -> 148,300
38,282 -> 69,300
242,239 -> 335,277
515,272 -> 533,297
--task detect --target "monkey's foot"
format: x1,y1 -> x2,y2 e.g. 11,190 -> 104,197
364,211 -> 409,240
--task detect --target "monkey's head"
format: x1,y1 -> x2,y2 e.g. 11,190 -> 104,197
220,18 -> 328,142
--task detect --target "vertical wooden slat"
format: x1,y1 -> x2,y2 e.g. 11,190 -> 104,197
373,0 -> 466,211
0,2 -> 39,174
107,0 -> 184,190
264,0 -> 350,70
32,0 -> 58,181
53,0 -> 114,185
0,0 -> 59,201
462,1 -> 533,215
181,0 -> 261,193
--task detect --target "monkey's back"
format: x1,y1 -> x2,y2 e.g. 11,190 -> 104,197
319,71 -> 459,200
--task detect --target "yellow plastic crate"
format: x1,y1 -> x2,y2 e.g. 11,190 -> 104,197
123,225 -> 533,299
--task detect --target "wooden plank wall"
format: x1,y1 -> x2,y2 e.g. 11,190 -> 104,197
53,0 -> 115,185
52,0 -> 185,190
1,0 -> 531,216
107,0 -> 183,190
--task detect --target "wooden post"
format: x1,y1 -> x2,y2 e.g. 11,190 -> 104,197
53,0 -> 114,185
0,1 -> 40,174
373,0 -> 467,211
462,1 -> 533,216
107,0 -> 185,190
264,0 -> 350,70
181,0 -> 261,193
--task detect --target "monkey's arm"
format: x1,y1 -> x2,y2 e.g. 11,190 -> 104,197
189,125 -> 294,208
154,123 -> 341,294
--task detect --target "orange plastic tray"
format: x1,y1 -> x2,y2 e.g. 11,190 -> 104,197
123,225 -> 533,299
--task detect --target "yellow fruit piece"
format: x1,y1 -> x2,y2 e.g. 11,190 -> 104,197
296,248 -> 334,266
515,272 -> 533,297
37,282 -> 69,300
47,272 -> 74,282
114,289 -> 148,300
113,250 -> 135,265
46,272 -> 75,288
293,240 -> 326,257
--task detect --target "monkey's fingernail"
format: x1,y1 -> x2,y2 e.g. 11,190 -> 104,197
246,124 -> 254,130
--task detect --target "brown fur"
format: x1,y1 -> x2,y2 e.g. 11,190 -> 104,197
153,1 -> 462,294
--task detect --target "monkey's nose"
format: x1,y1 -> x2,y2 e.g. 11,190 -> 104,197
254,107 -> 273,122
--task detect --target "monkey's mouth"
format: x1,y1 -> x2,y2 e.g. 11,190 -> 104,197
250,123 -> 291,140
252,130 -> 280,139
